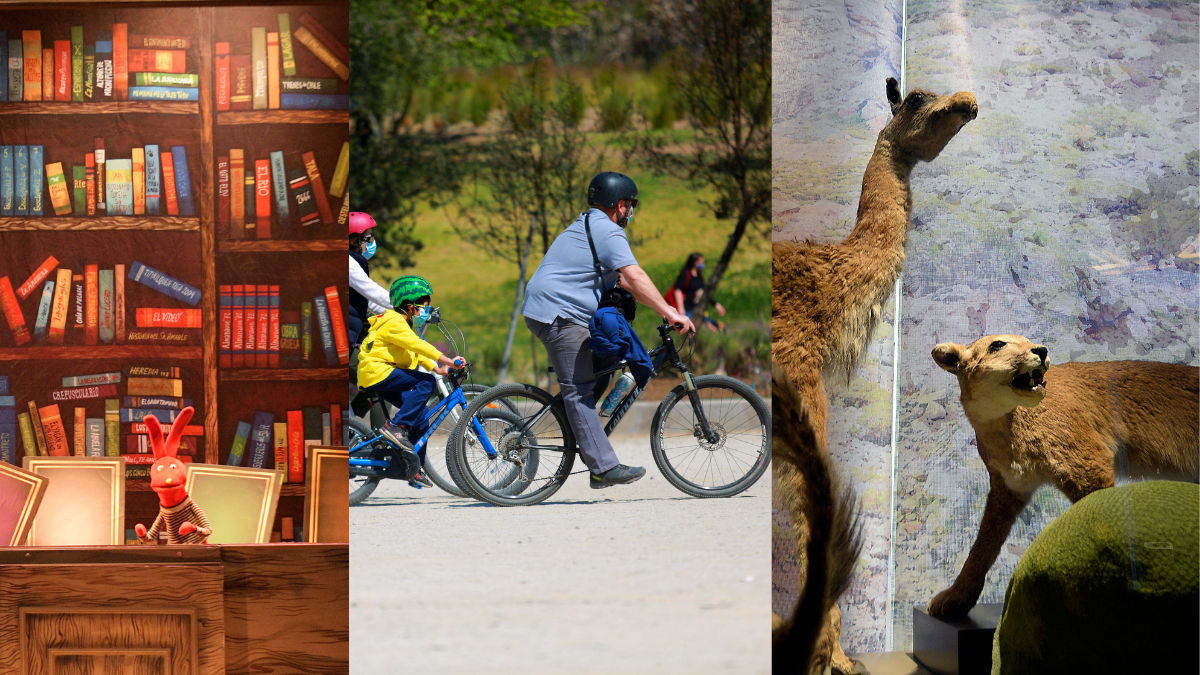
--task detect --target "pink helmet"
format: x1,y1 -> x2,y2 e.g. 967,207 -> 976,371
349,212 -> 377,235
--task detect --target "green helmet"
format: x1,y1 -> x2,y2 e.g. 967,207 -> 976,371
390,275 -> 433,309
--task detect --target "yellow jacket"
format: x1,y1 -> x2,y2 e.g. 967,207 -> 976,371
356,310 -> 443,388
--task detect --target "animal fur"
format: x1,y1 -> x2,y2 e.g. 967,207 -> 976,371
927,334 -> 1200,617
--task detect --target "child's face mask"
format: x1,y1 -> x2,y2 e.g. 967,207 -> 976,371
411,304 -> 431,328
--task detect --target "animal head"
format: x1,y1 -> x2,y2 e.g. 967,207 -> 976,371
932,335 -> 1049,422
880,77 -> 978,162
146,406 -> 195,506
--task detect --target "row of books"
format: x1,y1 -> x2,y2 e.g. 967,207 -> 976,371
0,142 -> 194,217
218,285 -> 350,368
216,14 -> 348,111
226,404 -> 343,483
1,28 -> 199,102
0,259 -> 199,347
218,142 -> 347,237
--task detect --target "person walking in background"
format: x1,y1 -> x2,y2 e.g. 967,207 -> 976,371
348,212 -> 392,348
670,252 -> 726,332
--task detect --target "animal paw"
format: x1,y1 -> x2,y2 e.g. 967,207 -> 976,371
928,587 -> 976,618
134,523 -> 148,538
179,521 -> 197,536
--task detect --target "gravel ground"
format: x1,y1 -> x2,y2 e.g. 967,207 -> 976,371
350,437 -> 771,675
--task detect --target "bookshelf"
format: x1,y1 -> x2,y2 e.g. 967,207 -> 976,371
0,4 -> 348,539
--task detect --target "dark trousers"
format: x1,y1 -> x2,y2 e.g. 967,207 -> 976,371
364,368 -> 435,460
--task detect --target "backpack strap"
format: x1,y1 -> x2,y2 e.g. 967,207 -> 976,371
584,212 -> 611,300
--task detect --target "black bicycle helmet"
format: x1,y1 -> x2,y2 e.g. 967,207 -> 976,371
587,172 -> 638,210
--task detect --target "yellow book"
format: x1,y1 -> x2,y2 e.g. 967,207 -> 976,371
41,48 -> 53,101
44,162 -> 72,216
273,421 -> 288,482
329,141 -> 349,198
132,148 -> 145,215
292,26 -> 348,81
47,267 -> 72,345
74,407 -> 86,456
267,32 -> 280,110
22,31 -> 41,101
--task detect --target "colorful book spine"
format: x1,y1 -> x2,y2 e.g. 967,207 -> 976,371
128,86 -> 198,101
299,14 -> 348,62
14,145 -> 27,216
278,13 -> 297,76
292,26 -> 348,80
251,27 -> 267,110
130,421 -> 201,435
83,45 -> 94,101
17,255 -> 58,300
126,377 -> 183,397
45,162 -> 71,216
280,313 -> 300,362
280,77 -> 338,93
17,411 -> 35,457
244,166 -> 256,238
95,33 -> 112,101
126,438 -> 198,456
71,274 -> 84,338
42,48 -> 52,101
128,260 -> 200,306
73,407 -> 85,456
229,149 -> 244,237
0,277 -> 31,346
6,38 -> 20,102
171,146 -> 195,216
119,408 -> 181,423
227,420 -> 251,466
124,396 -> 192,409
0,33 -> 7,103
231,285 -> 245,367
269,285 -> 280,368
217,156 -> 230,229
105,158 -> 133,215
256,285 -> 269,368
230,55 -> 251,110
274,421 -> 288,480
288,166 -> 319,227
133,72 -> 198,87
144,144 -> 161,215
38,404 -> 68,456
84,264 -> 98,345
54,40 -> 69,100
86,418 -> 103,456
22,31 -> 41,101
0,376 -> 6,395
113,23 -> 128,100
278,93 -> 348,110
27,401 -> 47,455
33,279 -> 54,339
47,268 -> 71,345
0,396 -> 15,464
219,285 -> 232,368
302,151 -> 333,225
135,308 -> 202,328
62,372 -> 120,387
302,407 -> 322,465
270,151 -> 289,231
161,150 -> 178,215
329,141 -> 349,198
287,409 -> 303,482
125,365 -> 181,378
325,286 -> 350,364
127,49 -> 185,74
248,410 -> 275,469
72,166 -> 86,215
98,268 -> 114,343
71,27 -> 83,101
29,145 -> 43,216
0,146 -> 11,216
313,295 -> 336,365
94,137 -> 105,212
130,35 -> 191,49
255,160 -> 271,236
114,263 -> 126,344
104,399 -> 119,456
244,286 -> 257,366
322,412 -> 330,445
50,384 -> 120,402
122,329 -> 195,344
132,149 -> 145,215
301,301 -> 313,362
267,32 -> 280,110
215,42 -> 230,111
85,153 -> 96,215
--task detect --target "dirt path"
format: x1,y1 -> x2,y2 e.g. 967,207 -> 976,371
350,438 -> 770,674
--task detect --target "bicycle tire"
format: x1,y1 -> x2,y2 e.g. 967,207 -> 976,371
420,383 -> 492,498
447,383 -> 575,506
650,375 -> 771,498
348,418 -> 381,506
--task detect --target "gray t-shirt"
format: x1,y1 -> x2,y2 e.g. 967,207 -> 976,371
522,208 -> 638,327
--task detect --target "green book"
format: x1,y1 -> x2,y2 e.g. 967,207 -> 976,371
72,165 -> 85,215
227,420 -> 251,466
104,399 -> 119,457
70,26 -> 83,101
277,13 -> 296,77
133,72 -> 199,87
17,411 -> 36,457
83,45 -> 94,101
250,27 -> 267,110
300,301 -> 312,363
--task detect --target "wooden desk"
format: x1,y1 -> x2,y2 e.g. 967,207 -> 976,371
0,545 -> 347,675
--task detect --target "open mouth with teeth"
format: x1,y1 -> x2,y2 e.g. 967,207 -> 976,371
1011,368 -> 1047,393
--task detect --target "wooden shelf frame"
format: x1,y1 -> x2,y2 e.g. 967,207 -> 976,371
0,101 -> 199,115
220,368 -> 346,381
216,110 -> 348,125
0,216 -> 200,231
0,346 -> 203,361
218,239 -> 344,252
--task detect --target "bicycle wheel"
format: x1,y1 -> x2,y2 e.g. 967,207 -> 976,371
650,375 -> 771,498
348,418 -> 381,506
420,383 -> 492,498
447,383 -> 575,506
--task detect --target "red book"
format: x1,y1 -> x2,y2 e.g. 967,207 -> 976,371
0,276 -> 30,346
230,55 -> 252,111
301,151 -> 333,225
49,384 -> 120,402
232,284 -> 245,368
331,404 -> 341,447
255,284 -> 269,368
135,308 -> 202,328
219,285 -> 232,368
130,422 -> 203,435
123,452 -> 194,464
113,24 -> 129,100
255,159 -> 271,238
287,409 -> 304,483
217,156 -> 230,231
325,286 -> 349,364
84,265 -> 99,345
268,285 -> 280,368
299,14 -> 348,63
127,49 -> 185,74
215,42 -> 230,111
85,153 -> 96,216
17,255 -> 59,300
162,151 -> 179,216
54,40 -> 70,100
244,285 -> 257,367
38,404 -> 70,456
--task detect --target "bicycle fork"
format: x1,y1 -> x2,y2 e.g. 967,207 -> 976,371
682,372 -> 720,444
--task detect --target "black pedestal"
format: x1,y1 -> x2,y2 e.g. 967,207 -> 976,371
912,604 -> 1003,675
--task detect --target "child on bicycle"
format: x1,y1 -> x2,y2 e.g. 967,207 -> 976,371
357,275 -> 464,486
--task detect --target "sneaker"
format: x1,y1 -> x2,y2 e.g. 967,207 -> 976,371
590,464 -> 646,489
408,472 -> 433,489
378,423 -> 411,449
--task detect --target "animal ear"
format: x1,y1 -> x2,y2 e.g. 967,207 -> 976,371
146,415 -> 167,460
932,343 -> 965,372
162,406 -> 195,458
886,77 -> 902,113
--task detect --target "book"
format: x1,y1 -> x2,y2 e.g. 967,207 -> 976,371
227,420 -> 251,466
38,404 -> 68,456
119,408 -> 182,423
230,55 -> 251,110
124,396 -> 192,409
292,25 -> 347,80
244,286 -> 257,366
14,145 -> 27,215
128,261 -> 200,306
42,48 -> 52,101
27,401 -> 47,455
130,35 -> 191,50
105,158 -> 133,215
86,418 -> 103,456
219,285 -> 232,367
302,406 -> 322,460
0,276 -> 31,346
125,365 -> 182,378
251,159 -> 270,237
130,421 -> 200,435
161,150 -> 178,215
54,40 -> 69,100
6,38 -> 19,101
96,32 -> 112,101
279,93 -> 348,110
0,376 -> 6,395
280,77 -> 337,93
123,452 -> 193,464
133,72 -> 198,87
127,49 -> 185,74
299,14 -> 348,62
47,267 -> 71,344
302,151 -> 333,225
104,399 -> 119,456
17,411 -> 35,457
144,145 -> 161,215
313,295 -> 337,365
287,409 -> 304,482
124,328 -> 199,345
70,27 -> 83,101
99,269 -> 114,343
171,146 -> 195,216
113,23 -> 128,100
128,86 -> 198,101
325,286 -> 350,364
62,372 -> 120,387
0,396 -> 15,464
136,308 -> 201,328
256,284 -> 269,368
0,33 -> 7,102
280,313 -> 300,361
322,412 -> 330,445
287,167 -> 320,227
70,275 -> 84,338
231,285 -> 245,368
329,141 -> 349,198
244,167 -> 256,237
72,165 -> 86,216
267,32 -> 280,109
115,263 -> 125,344
94,137 -> 105,213
85,153 -> 96,215
73,407 -> 85,456
29,145 -> 43,216
127,377 -> 183,397
270,151 -> 290,233
273,421 -> 288,480
33,279 -> 54,340
126,437 -> 197,456
269,285 -> 280,368
132,149 -> 145,215
248,410 -> 275,468
301,301 -> 313,362
217,156 -> 230,229
278,13 -> 297,76
83,45 -> 94,101
17,255 -> 58,300
22,31 -> 41,101
331,404 -> 342,446
84,264 -> 98,345
251,27 -> 267,110
50,384 -> 119,402
215,42 -> 230,110
229,149 -> 245,237
45,162 -> 72,216
0,146 -> 10,215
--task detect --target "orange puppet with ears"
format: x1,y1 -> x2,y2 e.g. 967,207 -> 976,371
135,406 -> 213,544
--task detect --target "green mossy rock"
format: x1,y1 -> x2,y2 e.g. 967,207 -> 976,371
992,481 -> 1199,675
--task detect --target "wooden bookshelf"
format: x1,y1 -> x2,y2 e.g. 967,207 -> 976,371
0,101 -> 199,115
218,239 -> 343,252
220,368 -> 345,381
0,216 -> 201,231
127,477 -> 305,495
0,345 -> 203,361
217,110 -> 348,125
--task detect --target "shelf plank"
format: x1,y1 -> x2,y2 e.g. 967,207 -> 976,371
0,216 -> 200,232
218,240 -> 345,253
0,101 -> 199,115
127,479 -> 306,495
281,485 -> 305,497
217,110 -> 348,126
220,368 -> 346,382
0,345 -> 203,361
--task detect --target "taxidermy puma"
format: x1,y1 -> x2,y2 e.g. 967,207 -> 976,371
928,333 -> 1200,617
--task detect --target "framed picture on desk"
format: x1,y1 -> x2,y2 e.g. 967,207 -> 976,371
22,456 -> 125,546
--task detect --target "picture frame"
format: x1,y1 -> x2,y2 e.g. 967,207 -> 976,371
22,456 -> 125,546
185,464 -> 282,544
305,446 -> 348,543
0,461 -> 50,547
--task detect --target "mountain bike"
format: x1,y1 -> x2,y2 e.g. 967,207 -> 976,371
445,318 -> 771,506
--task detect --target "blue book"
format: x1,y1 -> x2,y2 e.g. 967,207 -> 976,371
13,145 -> 27,216
170,146 -> 195,216
122,397 -> 193,410
0,34 -> 7,103
33,279 -> 54,339
29,145 -> 42,216
144,144 -> 161,215
247,410 -> 275,469
7,39 -> 20,102
0,375 -> 8,395
128,86 -> 199,101
269,150 -> 289,228
128,260 -> 200,306
119,408 -> 181,423
278,93 -> 349,110
85,417 -> 103,456
313,295 -> 337,366
227,420 -> 252,466
0,395 -> 15,465
104,158 -> 133,216
1,146 -> 12,216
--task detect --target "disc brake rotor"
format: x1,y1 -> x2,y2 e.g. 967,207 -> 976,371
694,422 -> 727,451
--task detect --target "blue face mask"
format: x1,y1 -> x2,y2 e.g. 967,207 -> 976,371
411,305 -> 431,328
695,262 -> 705,271
363,240 -> 377,259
